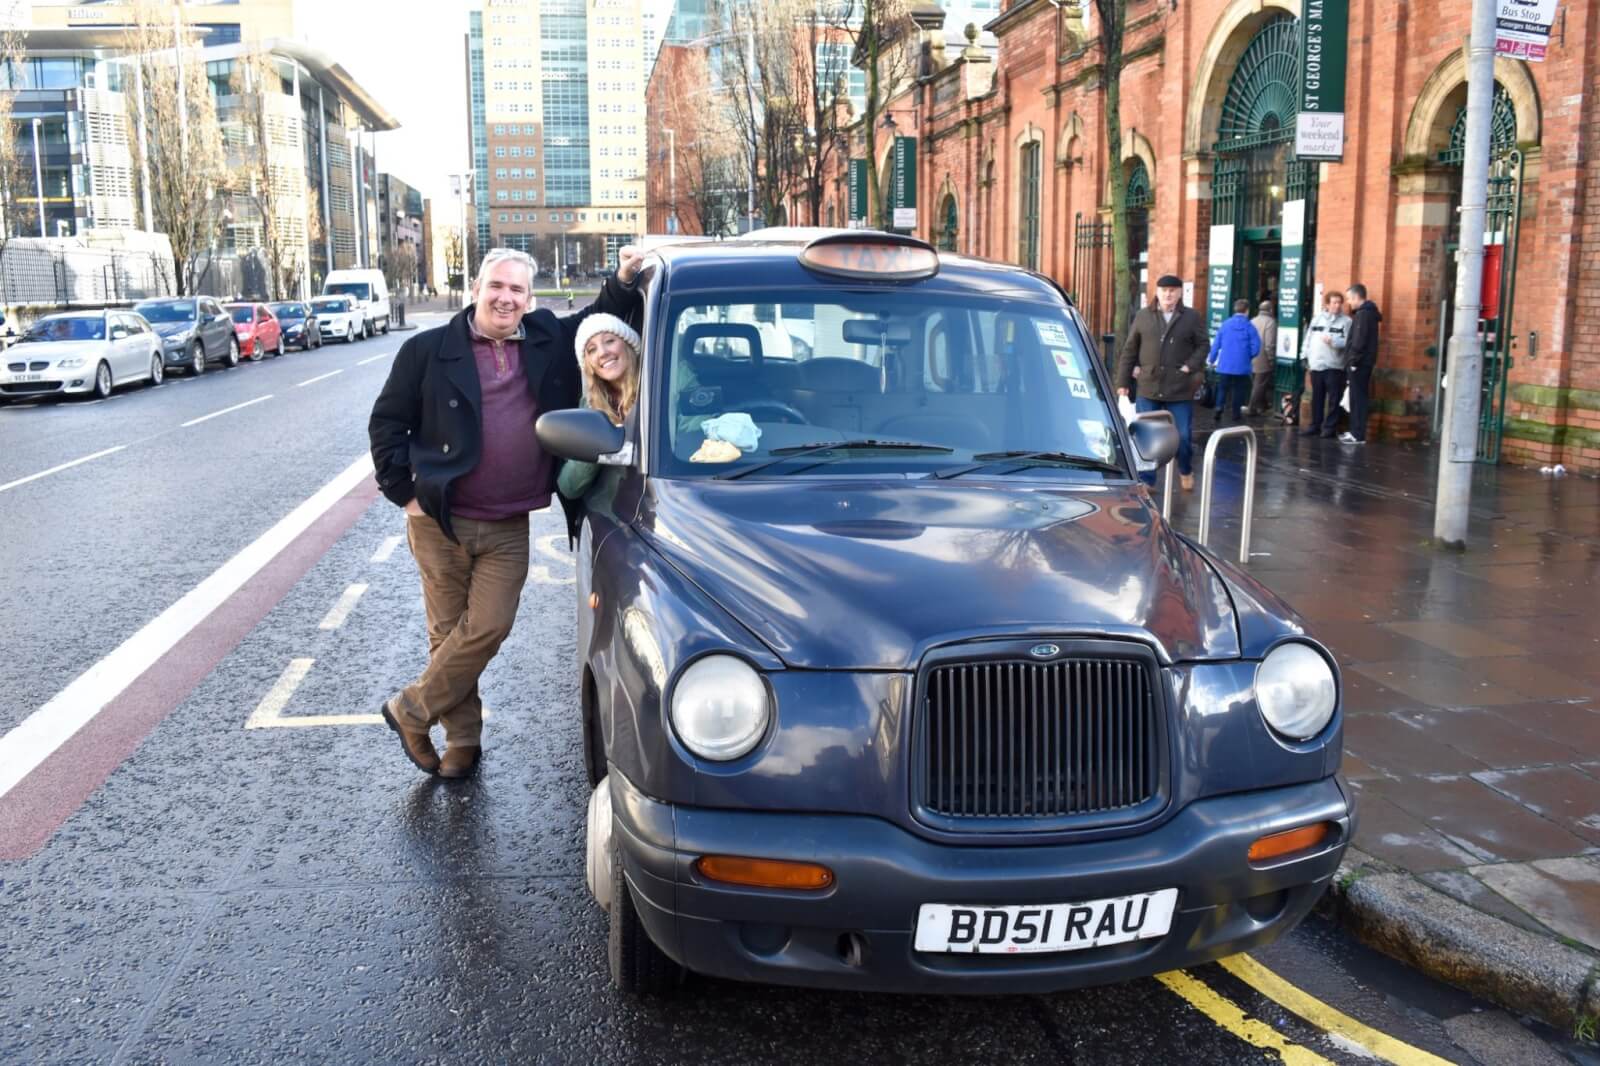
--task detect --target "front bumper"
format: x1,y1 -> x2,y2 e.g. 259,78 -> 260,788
610,771 -> 1354,994
0,368 -> 95,396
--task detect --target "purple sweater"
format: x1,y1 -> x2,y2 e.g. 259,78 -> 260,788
449,322 -> 552,521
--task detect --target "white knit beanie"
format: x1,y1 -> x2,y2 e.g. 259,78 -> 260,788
573,312 -> 641,365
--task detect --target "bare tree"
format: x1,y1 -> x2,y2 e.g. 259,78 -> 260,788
380,242 -> 418,297
824,0 -> 917,229
791,11 -> 855,225
442,227 -> 464,295
1094,0 -> 1133,347
0,22 -> 35,298
719,0 -> 805,227
122,1 -> 228,296
655,47 -> 745,237
229,46 -> 305,301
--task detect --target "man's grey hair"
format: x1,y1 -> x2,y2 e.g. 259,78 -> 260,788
473,248 -> 539,291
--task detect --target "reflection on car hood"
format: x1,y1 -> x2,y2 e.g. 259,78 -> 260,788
9,339 -> 109,360
151,322 -> 194,338
638,479 -> 1239,670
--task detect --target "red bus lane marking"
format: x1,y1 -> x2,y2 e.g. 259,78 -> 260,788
0,473 -> 381,861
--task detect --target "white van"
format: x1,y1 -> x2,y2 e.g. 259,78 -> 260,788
321,269 -> 391,338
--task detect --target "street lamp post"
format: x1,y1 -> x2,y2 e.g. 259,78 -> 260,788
665,127 -> 678,235
31,119 -> 46,238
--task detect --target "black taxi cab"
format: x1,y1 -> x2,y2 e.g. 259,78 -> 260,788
535,230 -> 1353,996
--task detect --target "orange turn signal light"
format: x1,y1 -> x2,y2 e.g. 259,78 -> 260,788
1248,822 -> 1335,863
694,855 -> 835,891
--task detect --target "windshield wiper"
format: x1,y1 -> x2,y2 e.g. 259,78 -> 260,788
930,450 -> 1125,480
718,439 -> 954,480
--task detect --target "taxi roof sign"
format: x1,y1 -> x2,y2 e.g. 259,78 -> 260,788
799,232 -> 940,282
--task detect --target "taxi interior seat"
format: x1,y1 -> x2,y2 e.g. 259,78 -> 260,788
791,356 -> 882,433
677,323 -> 803,412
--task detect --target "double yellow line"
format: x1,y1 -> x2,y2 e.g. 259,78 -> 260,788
1157,954 -> 1455,1065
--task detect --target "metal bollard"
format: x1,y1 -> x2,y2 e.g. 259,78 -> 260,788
1197,425 -> 1258,565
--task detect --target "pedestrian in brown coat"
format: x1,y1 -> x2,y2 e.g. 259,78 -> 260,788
1115,275 -> 1209,488
1248,300 -> 1277,415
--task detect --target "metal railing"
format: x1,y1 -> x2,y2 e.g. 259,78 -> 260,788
1130,409 -> 1177,521
1197,426 -> 1258,565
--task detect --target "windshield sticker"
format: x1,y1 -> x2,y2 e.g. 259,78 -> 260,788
1049,348 -> 1083,380
1079,419 -> 1113,461
1034,320 -> 1072,348
1068,377 -> 1092,399
691,439 -> 742,463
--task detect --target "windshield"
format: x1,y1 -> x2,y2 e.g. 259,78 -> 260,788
229,306 -> 256,324
312,298 -> 350,314
325,282 -> 371,302
24,316 -> 105,342
136,301 -> 196,324
269,303 -> 305,320
654,291 -> 1126,479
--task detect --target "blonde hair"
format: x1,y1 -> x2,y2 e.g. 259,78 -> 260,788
582,333 -> 639,426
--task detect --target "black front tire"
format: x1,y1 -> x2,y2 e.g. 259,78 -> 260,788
608,835 -> 684,997
224,336 -> 241,368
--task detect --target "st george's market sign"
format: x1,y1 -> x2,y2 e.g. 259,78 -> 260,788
1295,0 -> 1349,161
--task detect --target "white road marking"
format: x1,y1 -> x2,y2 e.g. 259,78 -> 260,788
244,658 -> 315,729
356,350 -> 394,366
0,452 -> 376,800
370,534 -> 403,563
0,445 -> 127,495
295,369 -> 343,388
317,583 -> 369,630
180,394 -> 273,428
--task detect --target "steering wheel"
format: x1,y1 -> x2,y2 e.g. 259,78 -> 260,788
739,399 -> 809,425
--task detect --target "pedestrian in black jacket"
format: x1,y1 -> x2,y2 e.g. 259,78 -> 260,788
368,246 -> 643,778
1342,284 -> 1382,444
1115,275 -> 1209,489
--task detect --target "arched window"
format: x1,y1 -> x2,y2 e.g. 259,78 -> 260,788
1018,141 -> 1042,269
1125,159 -> 1152,311
937,194 -> 958,251
1440,82 -> 1518,165
1213,14 -> 1299,230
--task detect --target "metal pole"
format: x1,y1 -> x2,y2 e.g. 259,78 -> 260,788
1433,0 -> 1497,549
1197,426 -> 1258,565
745,16 -> 756,232
133,61 -> 154,232
173,6 -> 188,160
31,119 -> 45,237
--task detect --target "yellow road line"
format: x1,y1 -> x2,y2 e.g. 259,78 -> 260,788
1221,955 -> 1456,1066
1155,969 -> 1334,1065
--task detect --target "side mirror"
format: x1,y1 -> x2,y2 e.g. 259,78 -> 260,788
110,327 -> 128,341
537,408 -> 628,465
1129,415 -> 1179,466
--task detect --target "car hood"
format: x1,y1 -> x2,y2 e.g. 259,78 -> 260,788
635,479 -> 1240,670
150,322 -> 194,339
9,339 -> 108,361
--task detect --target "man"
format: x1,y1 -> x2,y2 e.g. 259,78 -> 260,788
1116,274 -> 1209,490
1301,290 -> 1352,438
1207,298 -> 1259,425
1341,283 -> 1382,444
1247,300 -> 1277,416
369,245 -> 644,778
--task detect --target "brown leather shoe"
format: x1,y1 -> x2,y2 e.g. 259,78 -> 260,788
1180,473 -> 1195,491
381,702 -> 439,774
438,745 -> 482,780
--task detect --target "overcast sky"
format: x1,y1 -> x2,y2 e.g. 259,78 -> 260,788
293,0 -> 475,208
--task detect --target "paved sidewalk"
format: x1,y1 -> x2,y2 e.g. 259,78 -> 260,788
1172,418 -> 1600,1030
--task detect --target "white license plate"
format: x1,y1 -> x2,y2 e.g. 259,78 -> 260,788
914,888 -> 1178,955
11,374 -> 43,383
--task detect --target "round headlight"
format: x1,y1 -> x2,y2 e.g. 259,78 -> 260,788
670,655 -> 770,760
1255,643 -> 1337,740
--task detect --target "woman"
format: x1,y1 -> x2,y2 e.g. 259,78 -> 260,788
558,313 -> 642,501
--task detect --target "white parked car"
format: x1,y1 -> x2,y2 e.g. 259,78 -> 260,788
322,268 -> 391,336
311,295 -> 365,343
0,309 -> 165,402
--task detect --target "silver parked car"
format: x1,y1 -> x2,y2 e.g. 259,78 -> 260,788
0,310 -> 165,402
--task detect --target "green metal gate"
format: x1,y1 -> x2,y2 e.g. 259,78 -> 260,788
1073,212 -> 1115,367
1473,150 -> 1523,463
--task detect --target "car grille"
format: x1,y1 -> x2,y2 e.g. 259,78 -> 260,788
2,380 -> 64,394
919,655 -> 1162,826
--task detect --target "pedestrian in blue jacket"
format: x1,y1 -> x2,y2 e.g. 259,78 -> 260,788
1207,299 -> 1260,424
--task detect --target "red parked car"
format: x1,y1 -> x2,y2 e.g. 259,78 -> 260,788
226,303 -> 284,361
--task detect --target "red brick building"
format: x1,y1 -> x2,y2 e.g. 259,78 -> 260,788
794,0 -> 1600,470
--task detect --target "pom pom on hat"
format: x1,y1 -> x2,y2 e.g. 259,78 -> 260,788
574,313 -> 641,364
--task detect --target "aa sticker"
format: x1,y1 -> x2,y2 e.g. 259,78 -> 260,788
1049,348 -> 1083,380
1068,378 -> 1092,399
1034,320 -> 1072,348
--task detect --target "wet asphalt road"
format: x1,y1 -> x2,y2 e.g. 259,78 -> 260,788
0,317 -> 1587,1064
